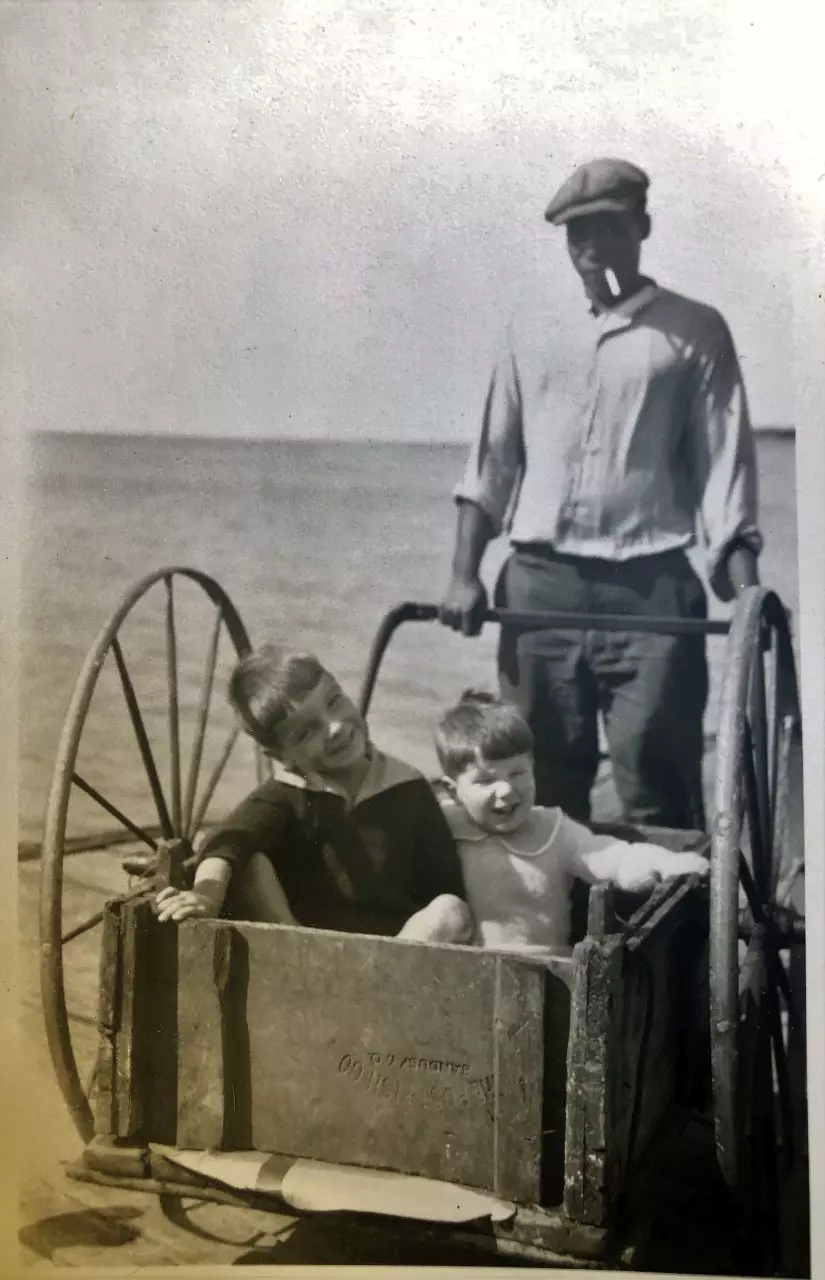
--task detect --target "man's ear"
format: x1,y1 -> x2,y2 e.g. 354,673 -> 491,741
638,210 -> 651,242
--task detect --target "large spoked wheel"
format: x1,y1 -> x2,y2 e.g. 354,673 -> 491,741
710,587 -> 806,1274
40,566 -> 265,1143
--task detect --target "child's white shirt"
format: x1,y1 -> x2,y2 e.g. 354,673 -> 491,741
441,801 -> 707,957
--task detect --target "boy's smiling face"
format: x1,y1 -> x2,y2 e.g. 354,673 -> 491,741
270,672 -> 368,776
453,752 -> 536,834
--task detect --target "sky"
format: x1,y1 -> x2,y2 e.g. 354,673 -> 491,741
2,0 -> 817,440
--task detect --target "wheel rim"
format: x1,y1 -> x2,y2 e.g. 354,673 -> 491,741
39,566 -> 263,1142
710,587 -> 805,1272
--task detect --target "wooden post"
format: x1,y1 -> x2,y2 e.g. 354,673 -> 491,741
587,884 -> 616,942
156,838 -> 189,889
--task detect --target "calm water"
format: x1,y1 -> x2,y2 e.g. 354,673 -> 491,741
19,432 -> 798,845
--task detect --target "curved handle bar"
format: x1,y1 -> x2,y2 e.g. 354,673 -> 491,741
357,601 -> 732,718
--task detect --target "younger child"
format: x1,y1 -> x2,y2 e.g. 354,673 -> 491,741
421,691 -> 709,957
156,645 -> 471,941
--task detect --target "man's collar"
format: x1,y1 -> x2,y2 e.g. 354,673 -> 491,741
588,278 -> 658,325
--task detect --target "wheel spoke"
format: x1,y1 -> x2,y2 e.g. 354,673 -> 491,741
765,969 -> 795,1166
165,575 -> 182,836
775,854 -> 804,913
61,908 -> 105,944
738,851 -> 798,1018
72,773 -> 158,851
766,944 -> 799,1033
84,1057 -> 99,1097
738,926 -> 766,1004
112,636 -> 174,838
188,725 -> 240,838
62,880 -> 157,946
738,849 -> 766,929
183,606 -> 223,836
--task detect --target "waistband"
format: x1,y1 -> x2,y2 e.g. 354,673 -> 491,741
510,542 -> 690,567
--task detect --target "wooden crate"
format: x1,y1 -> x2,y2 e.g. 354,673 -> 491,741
93,839 -> 707,1225
96,904 -> 572,1205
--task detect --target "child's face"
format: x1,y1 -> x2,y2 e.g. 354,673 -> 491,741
453,753 -> 536,834
269,672 -> 368,775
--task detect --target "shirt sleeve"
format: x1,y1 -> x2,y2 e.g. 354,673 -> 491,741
196,781 -> 291,878
452,322 -> 525,535
410,781 -> 467,905
686,313 -> 763,602
559,816 -> 703,892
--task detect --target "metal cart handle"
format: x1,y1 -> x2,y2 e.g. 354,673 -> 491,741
357,601 -> 732,717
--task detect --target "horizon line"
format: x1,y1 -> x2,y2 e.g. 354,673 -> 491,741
29,425 -> 797,445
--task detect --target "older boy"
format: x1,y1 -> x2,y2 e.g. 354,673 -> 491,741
156,645 -> 469,939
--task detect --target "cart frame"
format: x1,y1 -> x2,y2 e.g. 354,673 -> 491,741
37,568 -> 807,1273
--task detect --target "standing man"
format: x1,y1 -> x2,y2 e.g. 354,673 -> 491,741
440,158 -> 761,829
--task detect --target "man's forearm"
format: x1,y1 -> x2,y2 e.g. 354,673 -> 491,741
451,500 -> 496,582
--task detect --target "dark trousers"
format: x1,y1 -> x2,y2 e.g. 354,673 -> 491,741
497,546 -> 708,829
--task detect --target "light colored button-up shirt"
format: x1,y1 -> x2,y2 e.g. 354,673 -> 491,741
454,281 -> 762,601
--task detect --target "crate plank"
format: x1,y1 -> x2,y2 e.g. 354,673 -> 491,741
113,900 -> 153,1139
493,957 -> 545,1200
176,924 -> 229,1148
94,903 -> 121,1137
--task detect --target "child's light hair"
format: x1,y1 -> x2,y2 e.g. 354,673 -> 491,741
434,689 -> 534,779
229,644 -> 328,748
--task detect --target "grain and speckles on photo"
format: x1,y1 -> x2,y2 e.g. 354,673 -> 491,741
5,0 -> 821,1274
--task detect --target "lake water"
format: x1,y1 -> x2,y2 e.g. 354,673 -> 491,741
19,431 -> 798,845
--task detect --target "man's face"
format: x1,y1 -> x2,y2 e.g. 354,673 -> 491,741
565,209 -> 646,301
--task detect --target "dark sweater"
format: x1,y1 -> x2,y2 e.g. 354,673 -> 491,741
197,758 -> 465,936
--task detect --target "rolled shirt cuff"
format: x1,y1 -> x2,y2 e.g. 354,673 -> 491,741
452,475 -> 513,537
707,527 -> 764,602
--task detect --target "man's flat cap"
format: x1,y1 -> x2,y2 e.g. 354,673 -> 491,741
544,158 -> 650,225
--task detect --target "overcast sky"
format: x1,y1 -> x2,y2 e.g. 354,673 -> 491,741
3,0 -> 814,439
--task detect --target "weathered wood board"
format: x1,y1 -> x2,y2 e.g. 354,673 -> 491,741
563,874 -> 709,1226
171,922 -> 572,1204
94,896 -> 181,1145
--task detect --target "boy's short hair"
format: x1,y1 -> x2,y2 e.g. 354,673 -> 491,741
229,644 -> 328,747
434,689 -> 534,778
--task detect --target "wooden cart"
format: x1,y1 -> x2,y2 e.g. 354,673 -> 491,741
38,568 -> 807,1273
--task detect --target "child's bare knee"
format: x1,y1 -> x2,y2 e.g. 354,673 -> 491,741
432,894 -> 474,939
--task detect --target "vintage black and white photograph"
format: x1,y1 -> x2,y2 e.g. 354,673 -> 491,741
8,0 -> 822,1273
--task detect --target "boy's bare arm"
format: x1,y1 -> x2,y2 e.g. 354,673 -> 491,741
582,844 -> 708,892
563,816 -> 708,892
156,855 -> 232,921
